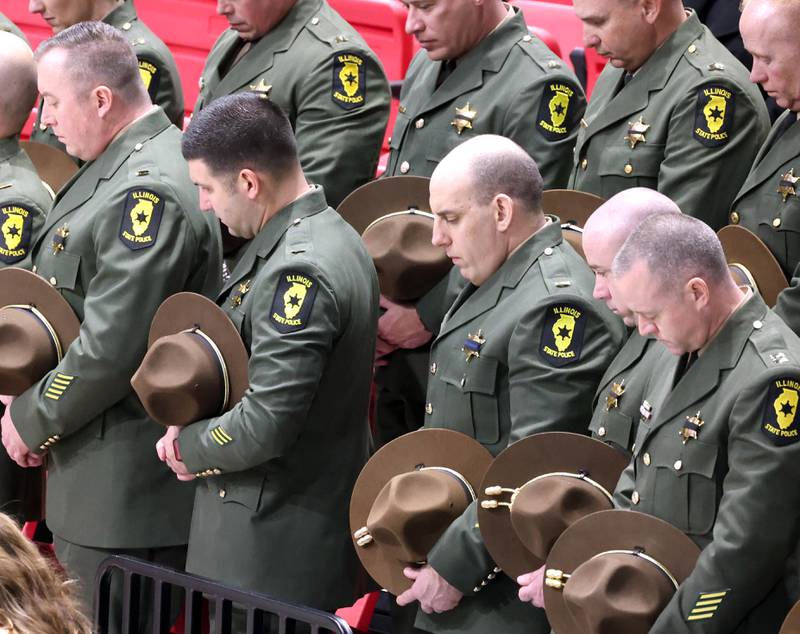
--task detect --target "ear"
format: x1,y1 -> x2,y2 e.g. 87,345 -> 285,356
93,85 -> 114,118
238,168 -> 262,200
494,193 -> 514,232
641,0 -> 660,24
686,276 -> 710,309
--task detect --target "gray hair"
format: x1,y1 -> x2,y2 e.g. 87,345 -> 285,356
35,21 -> 148,105
612,213 -> 729,292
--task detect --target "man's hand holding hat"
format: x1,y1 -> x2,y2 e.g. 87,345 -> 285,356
1,397 -> 41,468
397,564 -> 463,614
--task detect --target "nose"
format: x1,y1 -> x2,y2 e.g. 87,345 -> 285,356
592,276 -> 610,301
40,101 -> 55,127
198,189 -> 212,212
582,25 -> 600,49
431,217 -> 448,248
29,0 -> 44,14
216,0 -> 231,16
637,315 -> 656,338
405,6 -> 422,36
749,59 -> 766,85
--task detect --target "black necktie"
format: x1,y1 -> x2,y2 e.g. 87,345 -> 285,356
435,59 -> 457,90
672,351 -> 697,389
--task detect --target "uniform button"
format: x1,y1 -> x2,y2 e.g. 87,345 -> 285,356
430,362 -> 437,374
624,163 -> 633,175
134,142 -> 143,151
547,60 -> 560,69
122,21 -> 132,30
31,265 -> 37,273
729,211 -> 740,224
219,489 -> 226,498
753,320 -> 763,329
631,443 -> 636,453
213,468 -> 222,475
415,118 -> 425,129
597,426 -> 606,437
687,44 -> 697,53
643,452 -> 651,466
400,161 -> 410,174
49,276 -> 57,285
631,491 -> 640,505
773,217 -> 782,228
522,34 -> 532,42
39,123 -> 47,131
310,16 -> 319,24
581,158 -> 588,170
674,460 -> 682,471
544,247 -> 554,256
425,402 -> 433,415
387,136 -> 392,144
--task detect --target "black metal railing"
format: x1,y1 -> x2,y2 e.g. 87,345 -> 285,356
95,555 -> 353,634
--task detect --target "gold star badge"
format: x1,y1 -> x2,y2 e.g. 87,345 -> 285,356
249,79 -> 272,99
462,329 -> 485,362
624,116 -> 650,149
230,279 -> 251,307
605,380 -> 626,412
680,411 -> 704,444
451,102 -> 477,135
778,168 -> 799,203
51,224 -> 69,254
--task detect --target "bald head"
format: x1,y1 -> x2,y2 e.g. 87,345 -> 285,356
432,134 -> 544,215
0,32 -> 37,138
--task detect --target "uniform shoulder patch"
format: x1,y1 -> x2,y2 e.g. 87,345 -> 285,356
137,57 -> 160,101
536,82 -> 580,141
119,189 -> 164,250
269,271 -> 319,333
332,51 -> 366,110
539,303 -> 587,367
693,84 -> 735,147
687,589 -> 728,621
761,377 -> 800,446
0,202 -> 34,264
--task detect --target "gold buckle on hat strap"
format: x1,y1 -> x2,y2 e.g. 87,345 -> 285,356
481,471 -> 614,510
363,208 -> 435,234
3,304 -> 64,362
182,327 -> 230,414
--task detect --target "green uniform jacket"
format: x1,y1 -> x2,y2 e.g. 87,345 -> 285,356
31,2 -> 185,156
418,220 -> 626,634
0,11 -> 28,43
588,331 -> 659,457
0,136 -> 52,519
730,111 -> 800,334
614,295 -> 800,632
177,187 -> 378,611
195,0 -> 390,208
386,7 -> 585,189
569,11 -> 769,230
11,108 -> 222,549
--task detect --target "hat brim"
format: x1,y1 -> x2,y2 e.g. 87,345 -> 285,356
337,176 -> 432,235
147,292 -> 249,410
543,189 -> 606,228
718,225 -> 788,307
781,598 -> 800,634
350,429 -> 492,595
478,432 -> 629,579
0,268 -> 80,352
545,509 -> 700,634
20,141 -> 78,194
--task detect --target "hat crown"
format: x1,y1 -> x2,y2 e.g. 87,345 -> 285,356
0,306 -> 59,395
366,469 -> 472,564
563,552 -> 676,634
510,475 -> 613,561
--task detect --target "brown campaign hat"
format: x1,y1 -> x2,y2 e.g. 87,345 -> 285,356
542,189 -> 606,228
131,292 -> 248,427
20,141 -> 79,194
478,432 -> 628,579
781,599 -> 800,634
349,429 -> 492,595
0,268 -> 80,394
337,176 -> 450,301
718,225 -> 788,307
544,510 -> 700,634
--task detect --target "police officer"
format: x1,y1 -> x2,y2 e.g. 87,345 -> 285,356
387,0 -> 585,187
394,135 -> 625,634
28,0 -> 185,156
735,0 -> 800,334
158,93 -> 378,612
0,32 -> 51,523
569,0 -> 769,230
195,0 -> 390,209
583,188 -> 678,455
608,214 -> 800,631
0,22 -> 221,614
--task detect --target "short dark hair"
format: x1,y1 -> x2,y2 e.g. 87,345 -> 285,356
469,140 -> 543,214
612,213 -> 730,292
182,93 -> 300,180
35,21 -> 146,105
